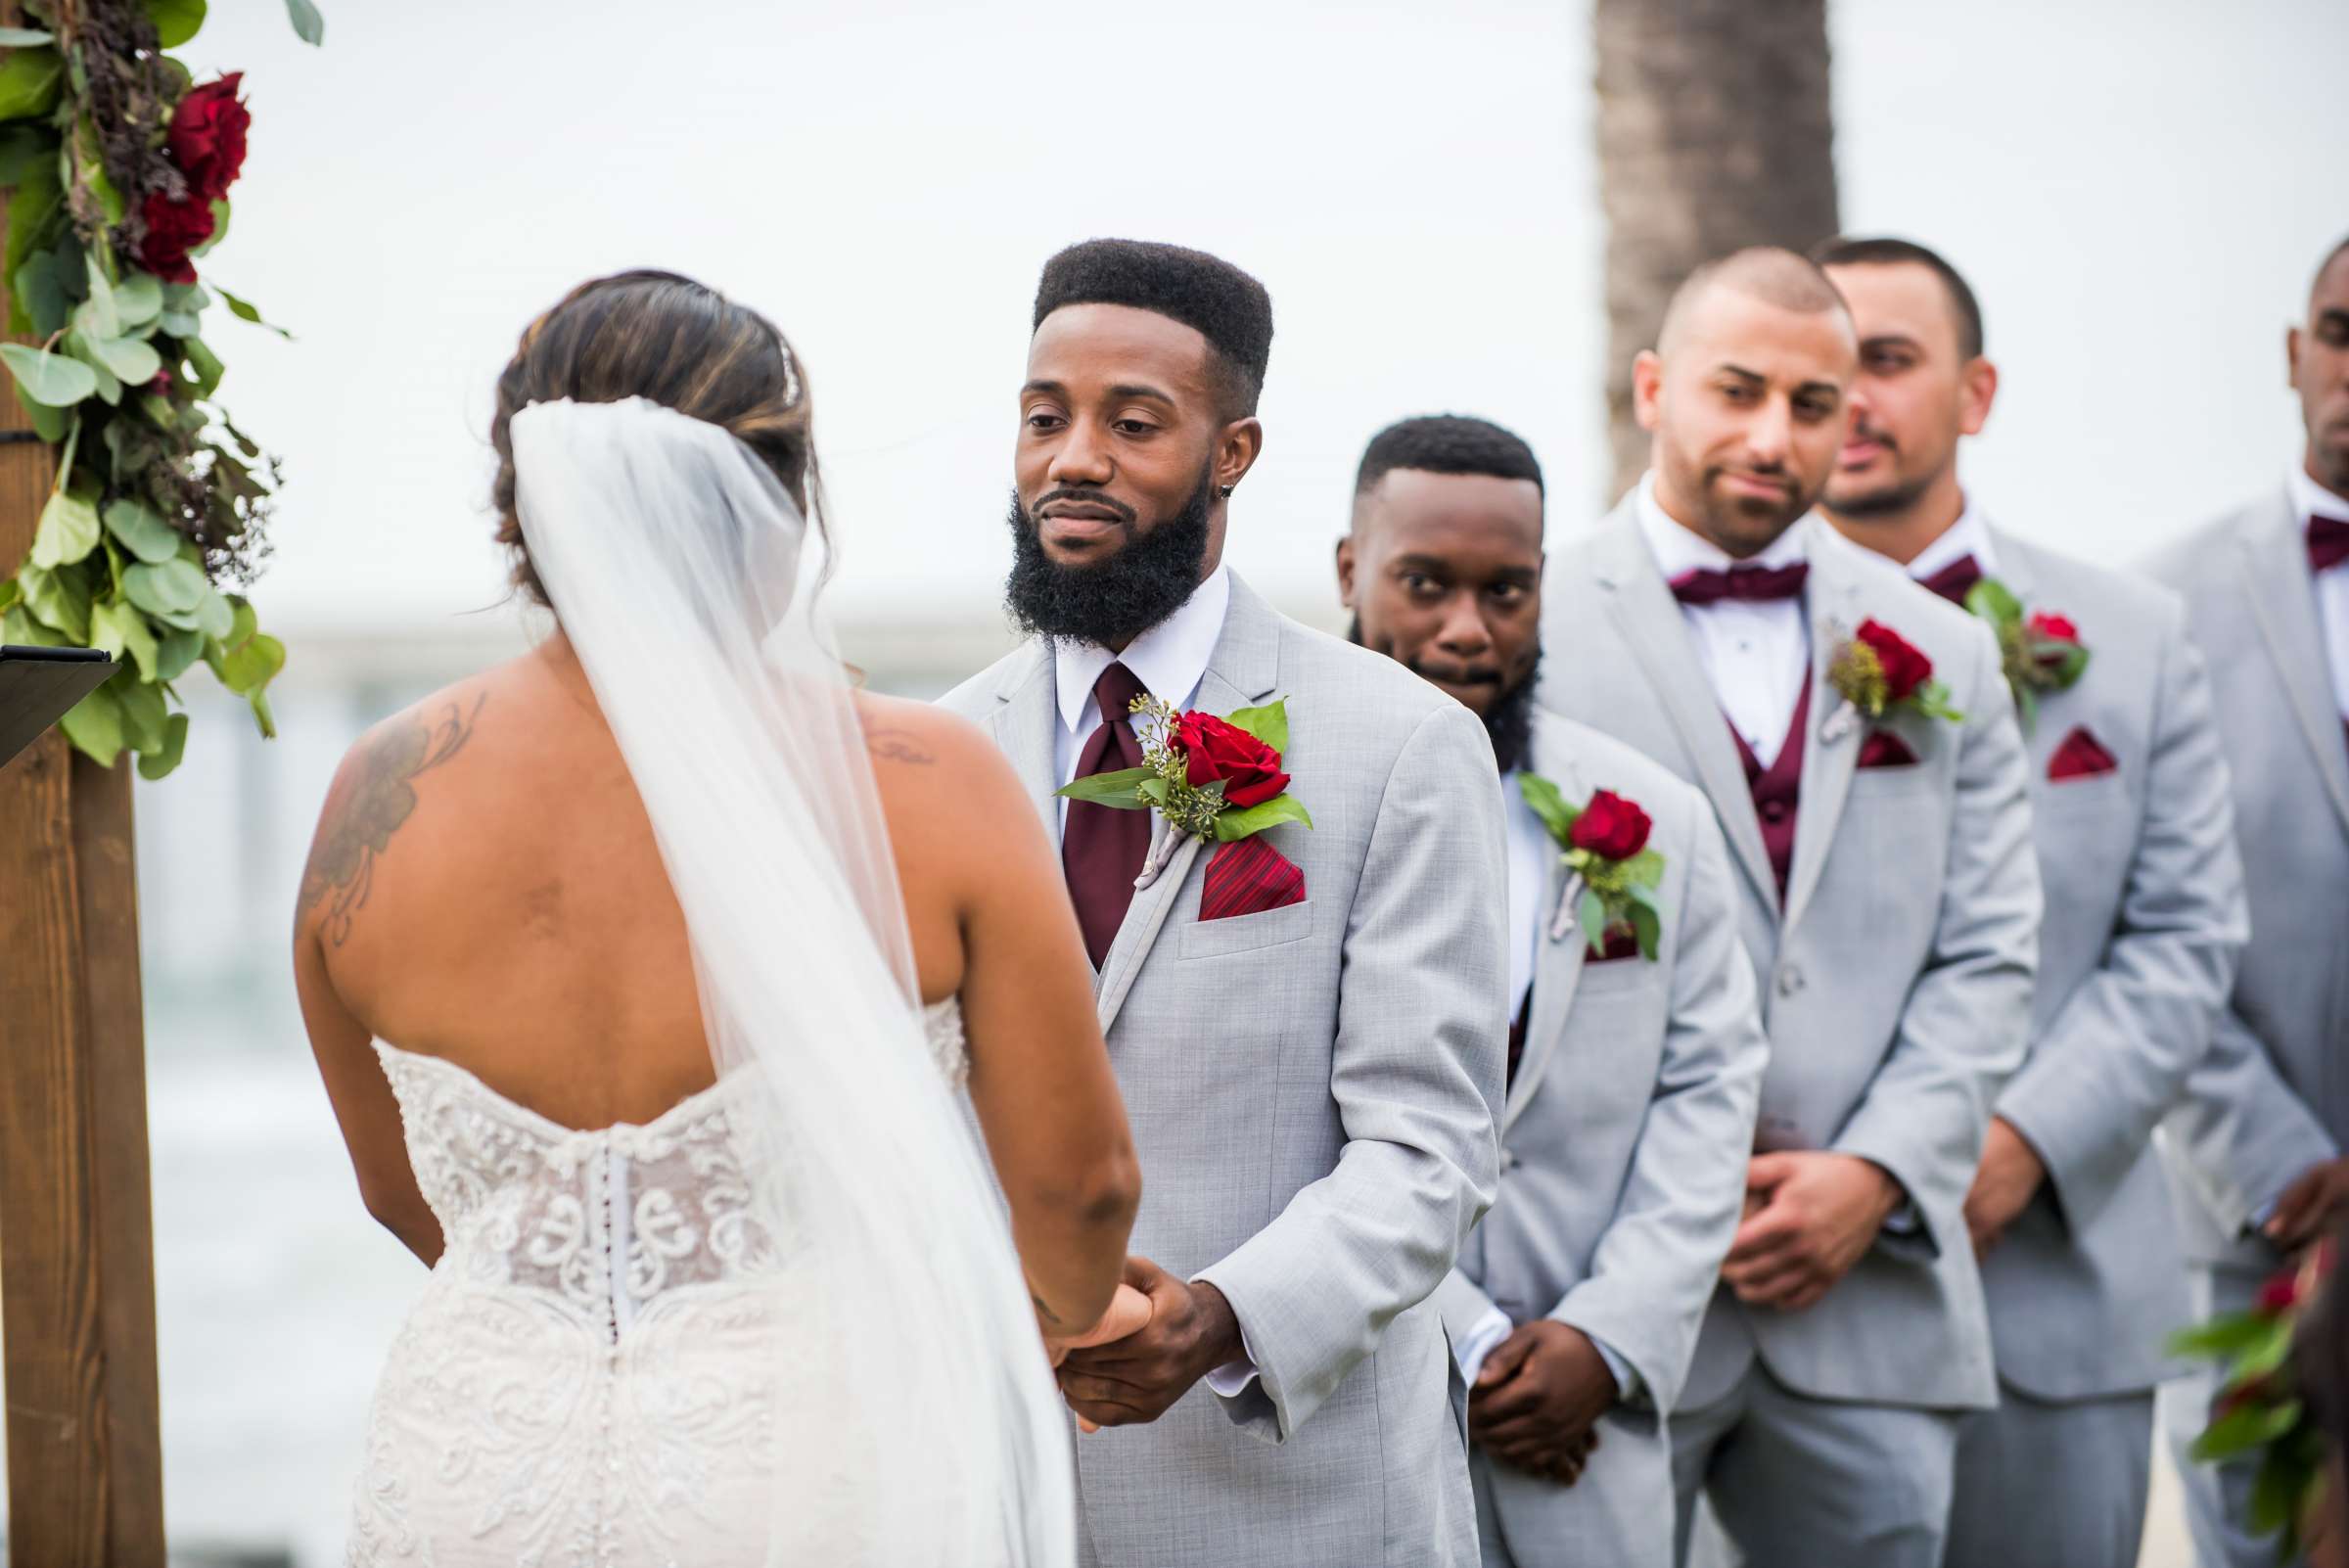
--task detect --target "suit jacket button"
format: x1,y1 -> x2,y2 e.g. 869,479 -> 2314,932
1501,1150 -> 1521,1172
1776,966 -> 1804,996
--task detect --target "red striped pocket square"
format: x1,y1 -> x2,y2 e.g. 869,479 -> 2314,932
2048,725 -> 2118,781
1199,835 -> 1307,922
1857,729 -> 1919,768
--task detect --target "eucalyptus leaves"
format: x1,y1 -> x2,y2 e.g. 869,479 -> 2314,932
0,0 -> 321,779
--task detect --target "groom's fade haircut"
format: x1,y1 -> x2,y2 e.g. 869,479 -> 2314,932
1353,416 -> 1545,515
1032,239 -> 1274,421
1655,246 -> 1852,358
1811,235 -> 1987,359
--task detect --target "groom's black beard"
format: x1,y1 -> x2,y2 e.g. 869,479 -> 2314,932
1348,618 -> 1540,773
1004,466 -> 1215,647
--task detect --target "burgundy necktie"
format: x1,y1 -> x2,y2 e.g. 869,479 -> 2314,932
2310,516 -> 2349,576
1669,562 -> 1810,606
1914,553 -> 1983,606
1062,662 -> 1153,969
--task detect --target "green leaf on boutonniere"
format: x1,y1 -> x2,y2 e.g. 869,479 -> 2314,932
1517,771 -> 1579,846
2032,636 -> 2091,688
1055,764 -> 1156,807
1213,792 -> 1313,843
1222,697 -> 1288,756
1577,889 -> 1608,954
1963,577 -> 2024,626
1625,882 -> 1663,960
1910,678 -> 1964,724
1137,775 -> 1170,807
1624,847 -> 1665,890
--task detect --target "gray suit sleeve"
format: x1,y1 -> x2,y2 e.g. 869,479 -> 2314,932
1195,702 -> 1507,1441
1547,799 -> 1767,1410
1832,623 -> 2041,1254
2165,1006 -> 2339,1239
1996,626 -> 2248,1229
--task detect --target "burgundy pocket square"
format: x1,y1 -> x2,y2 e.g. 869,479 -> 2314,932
2048,725 -> 2118,781
1198,836 -> 1307,921
1857,729 -> 1919,768
1585,928 -> 1641,963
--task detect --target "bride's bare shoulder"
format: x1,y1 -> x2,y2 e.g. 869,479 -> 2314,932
852,692 -> 1033,828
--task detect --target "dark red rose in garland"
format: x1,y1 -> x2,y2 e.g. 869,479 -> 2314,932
1569,789 -> 1652,861
1176,711 -> 1290,808
168,73 -> 251,203
137,189 -> 217,284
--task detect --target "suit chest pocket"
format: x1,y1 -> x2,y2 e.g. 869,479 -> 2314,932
1176,898 -> 1315,961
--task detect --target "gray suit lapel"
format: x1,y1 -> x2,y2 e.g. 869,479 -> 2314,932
1783,533 -> 1865,932
2234,492 -> 2349,836
1590,508 -> 1778,908
1503,713 -> 1589,1132
990,642 -> 1063,848
1093,573 -> 1284,1034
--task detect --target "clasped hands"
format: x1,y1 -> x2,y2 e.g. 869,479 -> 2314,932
1046,1255 -> 1241,1432
1722,1149 -> 1904,1312
1468,1320 -> 1616,1486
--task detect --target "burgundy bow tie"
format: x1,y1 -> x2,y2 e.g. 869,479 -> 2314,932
2311,516 -> 2349,576
1669,561 -> 1810,607
1914,553 -> 1983,606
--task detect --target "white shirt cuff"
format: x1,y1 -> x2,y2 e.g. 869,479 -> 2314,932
1203,1297 -> 1266,1398
1882,1202 -> 1922,1235
1452,1306 -> 1515,1387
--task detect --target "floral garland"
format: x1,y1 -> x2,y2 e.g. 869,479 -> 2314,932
0,0 -> 321,779
2171,1240 -> 2337,1561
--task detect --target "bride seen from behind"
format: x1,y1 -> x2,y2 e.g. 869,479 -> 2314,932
292,270 -> 1140,1565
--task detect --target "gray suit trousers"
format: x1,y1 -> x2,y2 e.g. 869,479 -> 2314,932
1671,1364 -> 1960,1568
1471,1408 -> 1675,1568
2161,1265 -> 2307,1568
1946,1387 -> 2153,1568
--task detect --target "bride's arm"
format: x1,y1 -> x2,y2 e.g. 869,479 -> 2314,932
293,746 -> 444,1268
869,703 -> 1140,1338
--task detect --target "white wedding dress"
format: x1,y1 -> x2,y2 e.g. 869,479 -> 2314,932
346,1003 -> 971,1567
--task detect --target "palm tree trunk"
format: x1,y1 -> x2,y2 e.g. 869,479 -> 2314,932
1595,0 -> 1840,502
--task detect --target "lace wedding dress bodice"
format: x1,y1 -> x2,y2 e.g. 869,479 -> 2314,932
347,1000 -> 969,1568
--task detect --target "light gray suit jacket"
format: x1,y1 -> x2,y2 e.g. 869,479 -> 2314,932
1968,528 -> 2246,1402
2143,487 -> 2349,1271
1433,709 -> 1768,1557
940,574 -> 1507,1568
1538,507 -> 2041,1413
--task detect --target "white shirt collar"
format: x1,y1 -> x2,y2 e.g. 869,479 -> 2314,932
1904,496 -> 2001,582
1053,565 -> 1233,735
1634,471 -> 1814,582
2289,465 -> 2349,527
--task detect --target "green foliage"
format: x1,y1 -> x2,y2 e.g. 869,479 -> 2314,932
284,0 -> 325,45
0,45 -> 62,121
1223,697 -> 1289,756
1212,792 -> 1313,843
1055,764 -> 1154,807
141,0 -> 207,49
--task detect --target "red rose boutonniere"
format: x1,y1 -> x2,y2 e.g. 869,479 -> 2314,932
2169,1238 -> 2335,1559
1056,694 -> 1313,888
1822,617 -> 1965,742
1958,579 -> 2091,732
1518,777 -> 1665,959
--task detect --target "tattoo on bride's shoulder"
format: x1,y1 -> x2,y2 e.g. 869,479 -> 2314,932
865,724 -> 937,765
299,693 -> 486,947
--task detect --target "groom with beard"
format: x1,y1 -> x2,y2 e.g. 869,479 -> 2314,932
941,239 -> 1508,1567
1341,415 -> 1767,1568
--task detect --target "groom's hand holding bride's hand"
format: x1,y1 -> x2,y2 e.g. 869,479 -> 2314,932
1054,1255 -> 1242,1430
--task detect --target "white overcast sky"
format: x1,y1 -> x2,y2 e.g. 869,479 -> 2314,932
187,0 -> 2348,641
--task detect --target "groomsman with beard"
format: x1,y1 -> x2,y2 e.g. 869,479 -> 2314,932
941,240 -> 1508,1567
2142,232 -> 2349,1568
1813,236 -> 2248,1568
1338,414 -> 1769,1568
1537,247 -> 2042,1567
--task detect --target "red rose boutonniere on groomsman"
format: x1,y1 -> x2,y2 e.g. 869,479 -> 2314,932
1057,694 -> 1313,915
1821,616 -> 1965,743
1516,777 -> 1666,960
1958,578 -> 2092,732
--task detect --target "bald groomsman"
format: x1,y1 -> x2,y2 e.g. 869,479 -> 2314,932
2144,232 -> 2349,1568
1814,236 -> 2248,1568
1539,247 -> 2041,1567
1338,415 -> 1769,1568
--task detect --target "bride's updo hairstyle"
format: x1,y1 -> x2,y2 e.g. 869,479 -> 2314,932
489,269 -> 822,608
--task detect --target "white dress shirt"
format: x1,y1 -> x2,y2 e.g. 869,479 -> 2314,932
2289,466 -> 2349,721
1635,476 -> 1814,766
1053,566 -> 1232,825
1903,498 -> 2001,587
1051,568 -> 1268,1395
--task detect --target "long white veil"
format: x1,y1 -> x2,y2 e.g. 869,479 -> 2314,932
510,395 -> 1073,1566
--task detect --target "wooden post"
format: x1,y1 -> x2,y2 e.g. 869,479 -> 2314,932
0,69 -> 169,1561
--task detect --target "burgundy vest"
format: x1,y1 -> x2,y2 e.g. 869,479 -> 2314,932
1726,675 -> 1812,903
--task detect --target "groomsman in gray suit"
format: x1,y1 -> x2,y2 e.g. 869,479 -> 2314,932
2143,232 -> 2349,1568
1337,413 -> 1769,1568
1538,247 -> 2043,1567
1814,236 -> 2248,1568
940,240 -> 1507,1566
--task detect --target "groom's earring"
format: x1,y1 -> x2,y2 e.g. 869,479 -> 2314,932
1217,484 -> 1235,500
